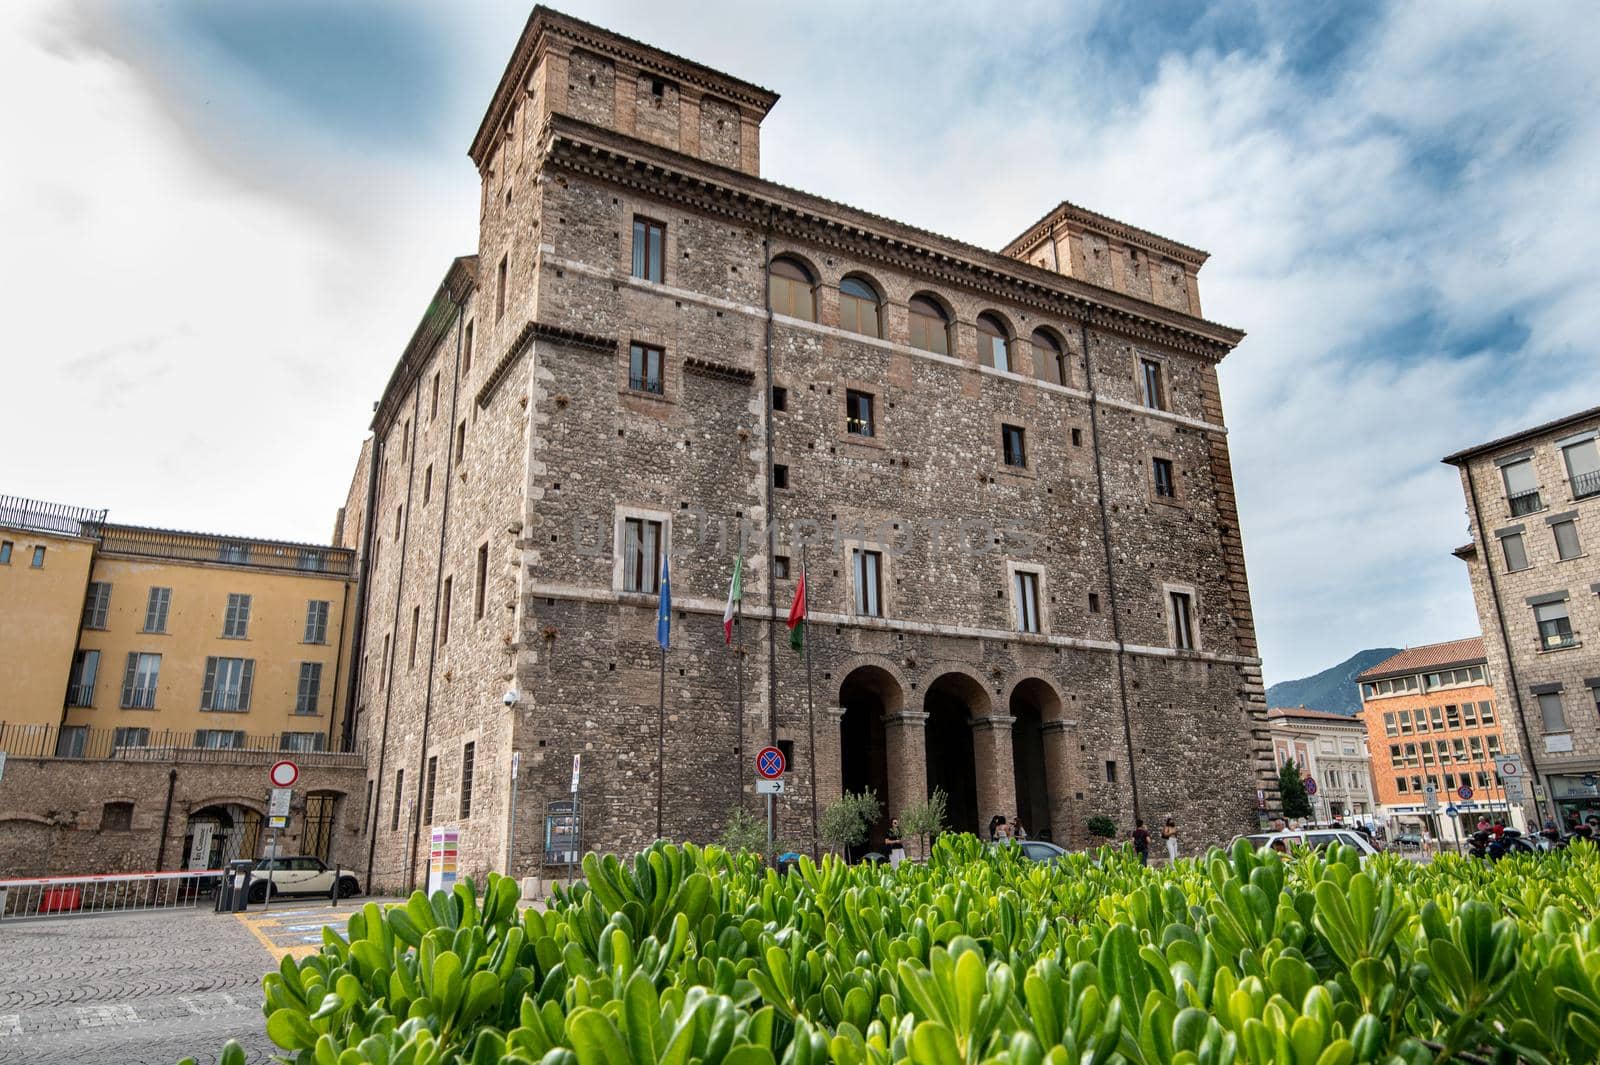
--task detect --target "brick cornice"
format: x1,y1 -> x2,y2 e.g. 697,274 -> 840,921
1002,201 -> 1210,269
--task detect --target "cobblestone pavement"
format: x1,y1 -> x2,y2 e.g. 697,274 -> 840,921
0,899 -> 380,1065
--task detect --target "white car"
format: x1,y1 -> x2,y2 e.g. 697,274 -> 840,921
1236,829 -> 1381,858
250,855 -> 361,902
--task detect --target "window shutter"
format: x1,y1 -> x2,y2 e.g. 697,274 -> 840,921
238,595 -> 251,634
201,657 -> 218,710
240,660 -> 255,710
122,652 -> 139,706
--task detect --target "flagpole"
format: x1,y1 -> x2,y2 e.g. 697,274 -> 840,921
656,552 -> 670,841
802,542 -> 817,860
733,523 -> 746,813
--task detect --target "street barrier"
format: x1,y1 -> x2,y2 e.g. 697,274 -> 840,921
0,869 -> 220,921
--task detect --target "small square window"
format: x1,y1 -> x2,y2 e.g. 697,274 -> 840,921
771,386 -> 788,412
1105,760 -> 1117,783
773,555 -> 791,579
1001,424 -> 1027,468
845,390 -> 874,437
773,464 -> 790,489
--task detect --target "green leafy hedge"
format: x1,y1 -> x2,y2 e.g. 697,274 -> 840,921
186,835 -> 1600,1065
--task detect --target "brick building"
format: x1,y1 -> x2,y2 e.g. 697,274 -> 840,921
340,7 -> 1271,892
1266,707 -> 1375,822
1353,637 -> 1518,835
1446,406 -> 1600,831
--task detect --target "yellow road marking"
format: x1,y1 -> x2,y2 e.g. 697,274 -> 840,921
236,911 -> 319,961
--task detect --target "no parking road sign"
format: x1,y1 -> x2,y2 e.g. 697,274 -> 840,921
756,746 -> 786,779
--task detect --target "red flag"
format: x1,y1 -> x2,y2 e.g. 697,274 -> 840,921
786,567 -> 807,653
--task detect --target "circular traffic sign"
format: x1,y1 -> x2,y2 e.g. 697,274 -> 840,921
1585,774 -> 1599,789
1445,804 -> 1459,816
1457,784 -> 1474,801
270,760 -> 300,788
756,746 -> 785,780
1495,757 -> 1522,778
1302,776 -> 1318,796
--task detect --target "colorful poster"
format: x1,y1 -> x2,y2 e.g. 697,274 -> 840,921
426,827 -> 459,895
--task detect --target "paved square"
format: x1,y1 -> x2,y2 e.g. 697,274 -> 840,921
0,900 -> 375,1065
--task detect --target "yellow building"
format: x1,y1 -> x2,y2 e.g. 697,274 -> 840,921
1,494 -> 358,757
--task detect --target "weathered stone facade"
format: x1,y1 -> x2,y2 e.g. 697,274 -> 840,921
343,7 -> 1272,893
1447,406 -> 1600,830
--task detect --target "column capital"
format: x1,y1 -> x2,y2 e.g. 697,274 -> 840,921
824,706 -> 848,719
970,714 -> 1017,733
884,710 -> 930,728
1039,719 -> 1080,735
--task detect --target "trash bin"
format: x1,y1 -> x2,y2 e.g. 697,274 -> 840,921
216,860 -> 254,912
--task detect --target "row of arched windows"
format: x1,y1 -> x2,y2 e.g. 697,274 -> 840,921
767,256 -> 1072,386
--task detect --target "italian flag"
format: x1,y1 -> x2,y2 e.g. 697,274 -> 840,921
786,566 -> 807,652
722,555 -> 743,645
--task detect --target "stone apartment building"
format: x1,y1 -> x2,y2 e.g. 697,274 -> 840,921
340,7 -> 1271,893
0,494 -> 364,877
1447,406 -> 1600,831
1353,637 -> 1519,835
1266,706 -> 1375,822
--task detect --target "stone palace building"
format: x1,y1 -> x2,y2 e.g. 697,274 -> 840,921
339,7 -> 1271,892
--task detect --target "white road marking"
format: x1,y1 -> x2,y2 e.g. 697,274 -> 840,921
179,993 -> 239,1016
0,1014 -> 21,1036
75,1004 -> 144,1028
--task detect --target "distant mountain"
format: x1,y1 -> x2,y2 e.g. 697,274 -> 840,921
1266,648 -> 1402,717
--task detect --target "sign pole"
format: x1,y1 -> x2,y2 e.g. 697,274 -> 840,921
733,523 -> 746,814
802,543 -> 817,859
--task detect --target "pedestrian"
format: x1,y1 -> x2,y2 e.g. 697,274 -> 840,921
1491,820 -> 1505,839
1012,817 -> 1028,841
884,818 -> 906,869
1271,816 -> 1287,833
1476,817 -> 1490,834
1421,829 -> 1434,858
1132,819 -> 1150,865
1161,817 -> 1179,864
988,814 -> 1008,842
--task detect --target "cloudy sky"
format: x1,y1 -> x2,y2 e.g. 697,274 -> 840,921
3,1 -> 1596,684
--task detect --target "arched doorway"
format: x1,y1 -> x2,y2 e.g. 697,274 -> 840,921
1010,678 -> 1063,842
924,672 -> 988,835
183,804 -> 262,869
838,666 -> 901,850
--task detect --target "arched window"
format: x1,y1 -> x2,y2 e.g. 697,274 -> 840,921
838,276 -> 881,338
768,257 -> 816,321
977,313 -> 1011,372
1031,328 -> 1065,386
908,295 -> 950,355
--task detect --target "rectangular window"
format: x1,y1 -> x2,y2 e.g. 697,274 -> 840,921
1486,734 -> 1501,757
144,587 -> 171,633
381,634 -> 392,681
1413,708 -> 1429,733
296,662 -> 323,715
1388,743 -> 1402,761
1170,590 -> 1195,650
430,371 -> 440,421
201,656 -> 255,712
1152,457 -> 1175,498
1399,710 -> 1413,734
1501,531 -> 1529,571
364,780 -> 374,834
1105,760 -> 1117,783
409,606 -> 421,668
120,652 -> 161,709
1396,776 -> 1408,793
392,770 -> 404,831
223,593 -> 251,638
475,543 -> 488,619
440,577 -> 453,645
1383,712 -> 1397,736
83,582 -> 112,629
622,518 -> 663,594
1445,704 -> 1460,728
1452,738 -> 1467,761
463,321 -> 474,375
1404,742 -> 1418,765
1479,700 -> 1495,725
1088,592 -> 1100,613
1001,424 -> 1027,468
1534,600 -> 1575,650
31,545 -> 45,568
846,390 -> 875,437
632,217 -> 665,282
460,741 -> 476,819
496,254 -> 507,320
0,540 -> 11,564
852,549 -> 882,617
67,649 -> 100,706
771,385 -> 788,411
773,464 -> 790,489
629,342 -> 664,393
1469,735 -> 1484,759
1562,437 -> 1600,499
304,600 -> 330,644
394,505 -> 403,540
1014,571 -> 1041,634
194,729 -> 244,750
113,727 -> 149,750
1538,691 -> 1568,732
1553,519 -> 1583,560
773,555 -> 791,579
455,420 -> 466,463
1462,701 -> 1478,727
280,732 -> 326,753
1430,705 -> 1444,729
1139,358 -> 1166,410
423,755 -> 438,825
1071,428 -> 1083,447
423,464 -> 433,505
1503,457 -> 1542,516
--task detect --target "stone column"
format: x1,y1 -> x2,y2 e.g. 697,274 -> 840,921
816,707 -> 847,809
1041,719 -> 1078,847
883,710 -> 929,825
971,714 -> 1018,833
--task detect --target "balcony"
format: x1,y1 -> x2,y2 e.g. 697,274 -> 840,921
0,723 -> 363,766
1508,489 -> 1543,517
98,525 -> 355,577
0,494 -> 107,538
1572,468 -> 1600,500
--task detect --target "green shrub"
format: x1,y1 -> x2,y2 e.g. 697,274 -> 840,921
185,836 -> 1600,1065
1086,813 -> 1117,838
714,805 -> 768,856
817,789 -> 881,856
899,787 -> 948,860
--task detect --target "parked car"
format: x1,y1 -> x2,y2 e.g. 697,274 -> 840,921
990,839 -> 1069,863
1235,829 -> 1382,859
1390,832 -> 1423,850
250,856 -> 360,902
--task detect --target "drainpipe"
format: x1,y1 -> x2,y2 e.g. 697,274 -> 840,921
154,767 -> 177,871
406,292 -> 469,892
1079,311 -> 1142,825
326,580 -> 351,750
1462,466 -> 1553,828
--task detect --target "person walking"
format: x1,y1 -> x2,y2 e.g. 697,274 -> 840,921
1131,820 -> 1150,866
1161,817 -> 1179,864
884,818 -> 906,869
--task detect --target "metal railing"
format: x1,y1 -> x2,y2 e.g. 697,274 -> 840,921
0,723 -> 362,765
1572,468 -> 1600,500
0,869 -> 219,921
628,373 -> 663,394
0,494 -> 107,538
97,526 -> 355,576
1508,489 -> 1543,516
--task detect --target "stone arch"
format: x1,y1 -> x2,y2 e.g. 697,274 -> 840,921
837,664 -> 903,850
919,662 -> 995,716
1009,675 -> 1069,843
922,669 -> 994,835
183,802 -> 264,868
833,653 -> 910,707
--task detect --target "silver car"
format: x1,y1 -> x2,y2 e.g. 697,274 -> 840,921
1237,829 -> 1381,858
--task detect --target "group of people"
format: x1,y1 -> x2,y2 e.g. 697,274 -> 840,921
1129,818 -> 1180,865
986,814 -> 1031,842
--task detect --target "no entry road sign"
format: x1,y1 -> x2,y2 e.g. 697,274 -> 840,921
270,760 -> 299,788
756,746 -> 785,780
